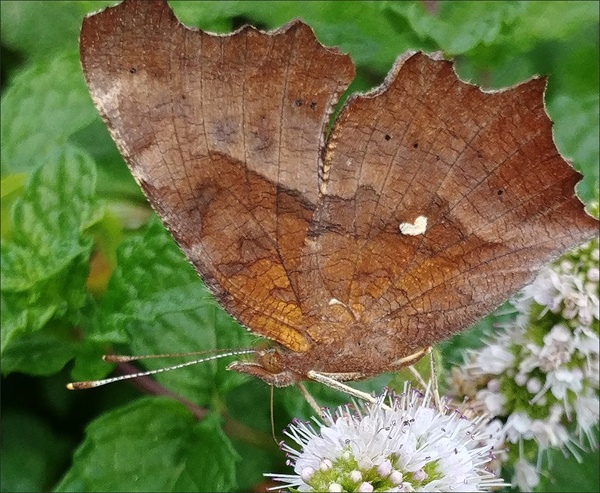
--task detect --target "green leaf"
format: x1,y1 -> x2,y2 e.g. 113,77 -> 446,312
548,93 -> 600,203
171,1 -> 424,77
1,173 -> 27,239
0,323 -> 80,377
511,1 -> 599,45
1,53 -> 99,175
0,173 -> 26,200
1,147 -> 101,374
0,411 -> 72,492
175,413 -> 240,492
92,218 -> 253,405
69,120 -> 144,202
390,1 -> 525,55
0,1 -> 113,62
537,446 -> 600,492
55,397 -> 238,493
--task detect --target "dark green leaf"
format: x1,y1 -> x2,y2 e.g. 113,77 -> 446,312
93,218 -> 253,404
537,446 -> 600,492
0,411 -> 72,492
55,397 -> 238,493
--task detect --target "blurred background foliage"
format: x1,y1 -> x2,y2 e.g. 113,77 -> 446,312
1,1 -> 598,492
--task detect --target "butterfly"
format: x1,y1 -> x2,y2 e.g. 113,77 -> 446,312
77,0 -> 598,392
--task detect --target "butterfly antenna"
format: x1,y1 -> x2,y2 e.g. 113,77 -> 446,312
66,349 -> 255,390
102,348 -> 245,363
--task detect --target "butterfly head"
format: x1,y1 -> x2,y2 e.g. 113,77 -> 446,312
227,347 -> 302,388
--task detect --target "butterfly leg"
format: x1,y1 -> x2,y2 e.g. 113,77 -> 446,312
390,347 -> 429,368
296,381 -> 325,416
407,364 -> 428,390
427,347 -> 443,412
306,370 -> 382,406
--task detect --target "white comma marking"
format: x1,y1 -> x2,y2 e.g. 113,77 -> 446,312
399,215 -> 428,236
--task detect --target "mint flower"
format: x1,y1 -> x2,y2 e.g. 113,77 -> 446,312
268,387 -> 505,492
450,224 -> 599,491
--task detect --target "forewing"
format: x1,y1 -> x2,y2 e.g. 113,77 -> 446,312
80,0 -> 354,350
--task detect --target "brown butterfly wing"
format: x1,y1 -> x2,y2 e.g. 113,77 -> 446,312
303,52 -> 599,359
80,0 -> 354,351
81,0 -> 598,380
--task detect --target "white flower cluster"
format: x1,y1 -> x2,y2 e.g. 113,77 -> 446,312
268,386 -> 506,492
451,234 -> 599,491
